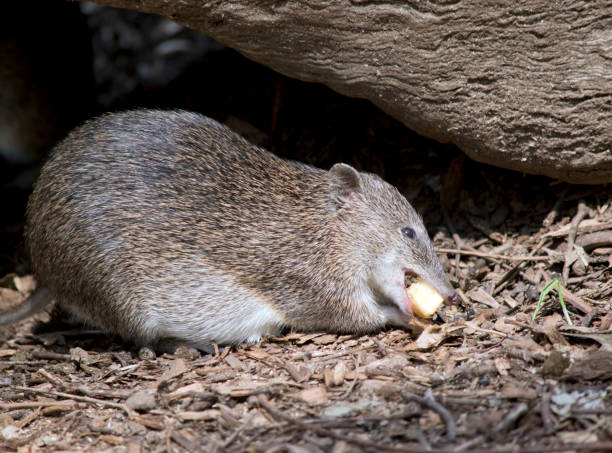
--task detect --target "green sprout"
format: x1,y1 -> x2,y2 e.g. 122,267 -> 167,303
532,279 -> 572,325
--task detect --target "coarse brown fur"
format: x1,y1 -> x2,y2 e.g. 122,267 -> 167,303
3,109 -> 455,348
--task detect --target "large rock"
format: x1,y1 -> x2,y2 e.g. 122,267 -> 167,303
88,0 -> 612,184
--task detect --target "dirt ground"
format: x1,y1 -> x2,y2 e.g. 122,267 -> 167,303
1,5 -> 611,452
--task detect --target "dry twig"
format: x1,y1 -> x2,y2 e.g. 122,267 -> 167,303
402,389 -> 456,441
436,248 -> 549,262
11,386 -> 133,416
540,394 -> 556,434
562,201 -> 588,283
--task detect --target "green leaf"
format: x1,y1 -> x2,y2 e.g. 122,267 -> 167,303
532,279 -> 573,326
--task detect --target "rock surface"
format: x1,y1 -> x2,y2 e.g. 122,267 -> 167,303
86,0 -> 611,183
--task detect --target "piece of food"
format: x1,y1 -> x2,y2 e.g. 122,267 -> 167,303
406,279 -> 444,318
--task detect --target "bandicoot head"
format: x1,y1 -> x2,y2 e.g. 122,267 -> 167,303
328,163 -> 456,325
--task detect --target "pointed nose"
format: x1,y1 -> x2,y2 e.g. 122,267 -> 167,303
445,293 -> 459,305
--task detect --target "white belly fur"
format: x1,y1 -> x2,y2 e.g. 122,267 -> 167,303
139,263 -> 286,347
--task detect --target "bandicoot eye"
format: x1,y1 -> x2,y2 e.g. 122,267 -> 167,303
401,227 -> 417,240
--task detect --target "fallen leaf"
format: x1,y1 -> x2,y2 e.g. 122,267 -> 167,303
13,275 -> 36,294
494,357 -> 511,376
364,355 -> 409,377
132,415 -> 165,430
500,383 -> 537,400
502,294 -> 518,309
99,434 -> 124,446
599,312 -> 612,330
466,409 -> 505,434
538,314 -> 570,346
332,361 -> 346,386
323,400 -> 371,418
224,355 -> 245,371
285,363 -> 311,383
541,351 -> 570,377
70,347 -> 93,365
467,287 -> 500,308
168,383 -> 206,400
300,386 -> 328,405
503,336 -> 547,361
244,350 -> 268,360
405,317 -> 432,337
360,379 -> 400,398
178,409 -> 221,421
406,325 -> 448,350
159,359 -> 188,382
312,334 -> 338,345
494,318 -> 517,334
293,333 -> 327,345
126,389 -> 157,412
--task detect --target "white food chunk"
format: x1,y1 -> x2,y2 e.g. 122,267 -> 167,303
406,280 -> 444,318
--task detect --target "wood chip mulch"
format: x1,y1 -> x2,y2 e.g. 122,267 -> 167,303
1,183 -> 610,452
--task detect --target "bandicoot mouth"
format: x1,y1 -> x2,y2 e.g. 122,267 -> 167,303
404,270 -> 419,288
403,269 -> 445,318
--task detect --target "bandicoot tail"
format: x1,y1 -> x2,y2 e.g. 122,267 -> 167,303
0,288 -> 50,326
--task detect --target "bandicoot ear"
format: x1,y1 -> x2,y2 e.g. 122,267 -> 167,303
329,163 -> 361,211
